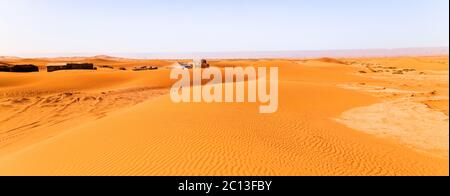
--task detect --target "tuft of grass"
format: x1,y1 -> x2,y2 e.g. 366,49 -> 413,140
392,70 -> 404,74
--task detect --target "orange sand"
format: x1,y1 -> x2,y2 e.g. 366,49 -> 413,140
0,56 -> 448,176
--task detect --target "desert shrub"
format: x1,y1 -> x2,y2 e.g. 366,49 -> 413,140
392,70 -> 404,74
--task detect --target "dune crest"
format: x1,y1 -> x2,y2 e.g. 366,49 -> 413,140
0,57 -> 448,176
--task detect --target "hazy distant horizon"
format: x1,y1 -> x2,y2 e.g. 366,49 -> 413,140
2,47 -> 448,59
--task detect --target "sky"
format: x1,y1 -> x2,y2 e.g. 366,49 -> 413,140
0,0 -> 448,56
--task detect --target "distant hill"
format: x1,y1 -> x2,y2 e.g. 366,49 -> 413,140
2,47 -> 448,59
0,56 -> 21,60
316,57 -> 347,64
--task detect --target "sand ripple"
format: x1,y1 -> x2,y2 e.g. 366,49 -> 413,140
336,100 -> 449,158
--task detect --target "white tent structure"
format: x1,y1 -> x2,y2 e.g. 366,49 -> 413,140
165,62 -> 193,69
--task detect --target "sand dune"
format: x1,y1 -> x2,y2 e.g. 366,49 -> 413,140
0,56 -> 175,71
0,57 -> 448,176
0,70 -> 172,156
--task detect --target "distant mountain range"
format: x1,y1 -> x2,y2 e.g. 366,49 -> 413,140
1,47 -> 448,60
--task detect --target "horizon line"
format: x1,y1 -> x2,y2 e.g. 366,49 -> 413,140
2,46 -> 448,60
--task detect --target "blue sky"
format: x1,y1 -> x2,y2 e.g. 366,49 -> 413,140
0,0 -> 448,55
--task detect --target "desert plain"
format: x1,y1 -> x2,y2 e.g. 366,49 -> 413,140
0,55 -> 448,176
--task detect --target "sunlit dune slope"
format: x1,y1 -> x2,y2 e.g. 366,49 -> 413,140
0,58 -> 447,176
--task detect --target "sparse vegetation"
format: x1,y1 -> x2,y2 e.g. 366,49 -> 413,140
392,70 -> 404,74
132,66 -> 158,71
100,65 -> 114,69
367,66 -> 377,73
